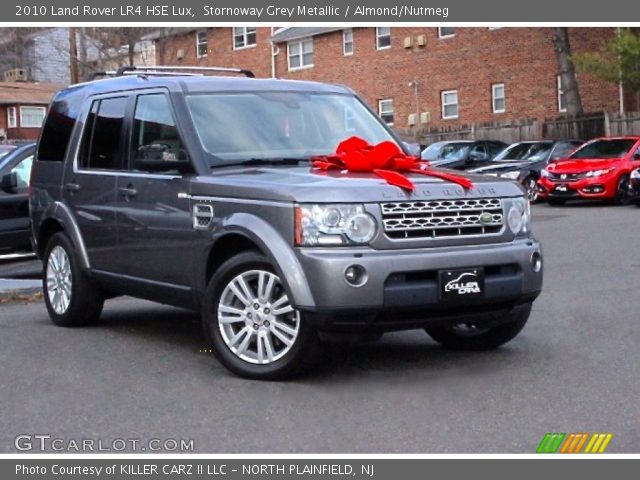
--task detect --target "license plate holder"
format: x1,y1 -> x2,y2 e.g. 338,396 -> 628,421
439,268 -> 485,300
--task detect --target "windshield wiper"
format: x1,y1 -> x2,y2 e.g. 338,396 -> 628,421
212,157 -> 311,168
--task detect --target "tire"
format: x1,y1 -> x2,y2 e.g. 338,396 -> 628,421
42,232 -> 104,327
425,304 -> 531,351
612,175 -> 631,205
523,176 -> 540,203
202,251 -> 319,380
548,198 -> 566,206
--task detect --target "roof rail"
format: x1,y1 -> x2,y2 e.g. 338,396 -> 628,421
115,65 -> 255,78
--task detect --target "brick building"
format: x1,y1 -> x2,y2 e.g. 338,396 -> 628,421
148,27 -> 635,139
0,82 -> 62,142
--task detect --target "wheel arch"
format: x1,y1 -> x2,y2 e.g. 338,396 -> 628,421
35,202 -> 90,269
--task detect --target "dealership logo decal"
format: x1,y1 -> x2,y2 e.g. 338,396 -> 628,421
444,273 -> 480,295
536,432 -> 613,453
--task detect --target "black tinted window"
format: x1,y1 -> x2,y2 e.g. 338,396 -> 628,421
570,139 -> 636,160
79,97 -> 127,170
37,93 -> 82,162
131,94 -> 185,171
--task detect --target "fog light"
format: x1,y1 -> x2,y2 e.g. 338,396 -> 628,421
345,265 -> 367,286
531,251 -> 542,273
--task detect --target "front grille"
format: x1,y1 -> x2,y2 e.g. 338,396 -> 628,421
548,172 -> 583,182
381,198 -> 504,239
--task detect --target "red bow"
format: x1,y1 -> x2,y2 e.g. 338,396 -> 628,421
311,136 -> 473,192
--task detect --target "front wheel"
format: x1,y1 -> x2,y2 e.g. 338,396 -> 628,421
202,251 -> 318,380
425,304 -> 531,351
523,176 -> 540,203
612,175 -> 631,205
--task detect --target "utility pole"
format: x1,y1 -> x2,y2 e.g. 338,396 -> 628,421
69,27 -> 79,84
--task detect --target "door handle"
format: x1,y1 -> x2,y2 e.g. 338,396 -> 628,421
64,182 -> 80,192
118,186 -> 137,197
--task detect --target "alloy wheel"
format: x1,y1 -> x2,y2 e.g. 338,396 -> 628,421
46,246 -> 73,315
218,270 -> 300,364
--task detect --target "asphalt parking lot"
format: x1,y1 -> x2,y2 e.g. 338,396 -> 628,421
1,202 -> 639,453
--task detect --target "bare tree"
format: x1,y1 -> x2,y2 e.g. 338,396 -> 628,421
0,28 -> 39,78
553,27 -> 584,115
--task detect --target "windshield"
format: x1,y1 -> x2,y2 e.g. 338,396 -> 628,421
494,142 -> 553,162
438,143 -> 471,161
569,139 -> 637,160
186,92 -> 397,165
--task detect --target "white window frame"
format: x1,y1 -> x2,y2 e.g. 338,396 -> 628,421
375,27 -> 391,50
7,106 -> 17,128
287,38 -> 314,71
196,30 -> 208,58
438,27 -> 456,39
19,106 -> 46,128
441,90 -> 459,120
557,75 -> 567,112
343,29 -> 354,56
378,98 -> 394,126
233,27 -> 257,50
492,83 -> 506,114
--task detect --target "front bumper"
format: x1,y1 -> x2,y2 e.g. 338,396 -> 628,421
538,174 -> 618,200
293,239 -> 542,332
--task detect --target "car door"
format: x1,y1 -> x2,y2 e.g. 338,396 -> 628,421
113,90 -> 194,292
0,146 -> 34,251
62,94 -> 127,271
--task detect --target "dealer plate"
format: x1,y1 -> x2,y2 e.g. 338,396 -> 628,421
439,268 -> 485,300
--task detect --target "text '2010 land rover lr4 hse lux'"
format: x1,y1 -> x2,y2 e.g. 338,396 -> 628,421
30,67 -> 543,379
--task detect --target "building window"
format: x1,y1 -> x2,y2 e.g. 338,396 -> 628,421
378,99 -> 394,125
492,83 -> 505,113
196,30 -> 208,58
438,27 -> 455,38
343,29 -> 354,56
233,27 -> 256,50
19,106 -> 46,128
557,75 -> 567,112
376,27 -> 391,50
441,90 -> 459,119
7,106 -> 17,128
287,39 -> 314,71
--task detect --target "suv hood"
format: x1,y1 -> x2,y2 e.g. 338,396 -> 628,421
548,159 -> 618,173
192,165 -> 525,203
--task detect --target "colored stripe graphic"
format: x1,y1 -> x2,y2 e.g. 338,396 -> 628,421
560,433 -> 589,453
537,433 -> 566,453
584,433 -> 613,453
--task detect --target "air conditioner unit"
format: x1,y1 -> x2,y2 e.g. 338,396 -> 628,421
176,49 -> 185,60
403,37 -> 413,49
420,111 -> 431,124
4,68 -> 28,82
416,35 -> 427,47
408,113 -> 417,126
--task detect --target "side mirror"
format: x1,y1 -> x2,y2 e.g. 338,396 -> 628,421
135,144 -> 192,174
0,172 -> 18,192
402,142 -> 422,157
634,152 -> 640,160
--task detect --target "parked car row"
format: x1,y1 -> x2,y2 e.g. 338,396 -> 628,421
423,136 -> 640,207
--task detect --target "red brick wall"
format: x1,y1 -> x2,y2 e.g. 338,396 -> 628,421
0,105 -> 44,141
157,27 -> 623,132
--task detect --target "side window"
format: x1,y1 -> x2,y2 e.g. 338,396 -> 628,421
487,142 -> 505,156
37,95 -> 82,162
79,97 -> 127,170
131,93 -> 186,172
11,155 -> 34,188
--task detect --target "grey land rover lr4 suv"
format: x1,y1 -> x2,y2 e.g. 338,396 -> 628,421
30,66 -> 543,379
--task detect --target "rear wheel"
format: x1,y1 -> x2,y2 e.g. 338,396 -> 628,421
202,251 -> 319,380
43,232 -> 104,327
425,304 -> 531,351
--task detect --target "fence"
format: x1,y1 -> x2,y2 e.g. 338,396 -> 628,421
403,111 -> 640,145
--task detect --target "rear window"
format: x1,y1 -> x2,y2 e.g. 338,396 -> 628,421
36,92 -> 83,162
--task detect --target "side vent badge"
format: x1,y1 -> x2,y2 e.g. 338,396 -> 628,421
193,204 -> 214,230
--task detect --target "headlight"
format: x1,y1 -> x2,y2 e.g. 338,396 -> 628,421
295,204 -> 377,246
540,169 -> 549,178
585,168 -> 614,177
631,169 -> 640,180
507,197 -> 531,236
500,171 -> 520,180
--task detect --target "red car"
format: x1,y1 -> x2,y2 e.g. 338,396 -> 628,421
538,136 -> 640,205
